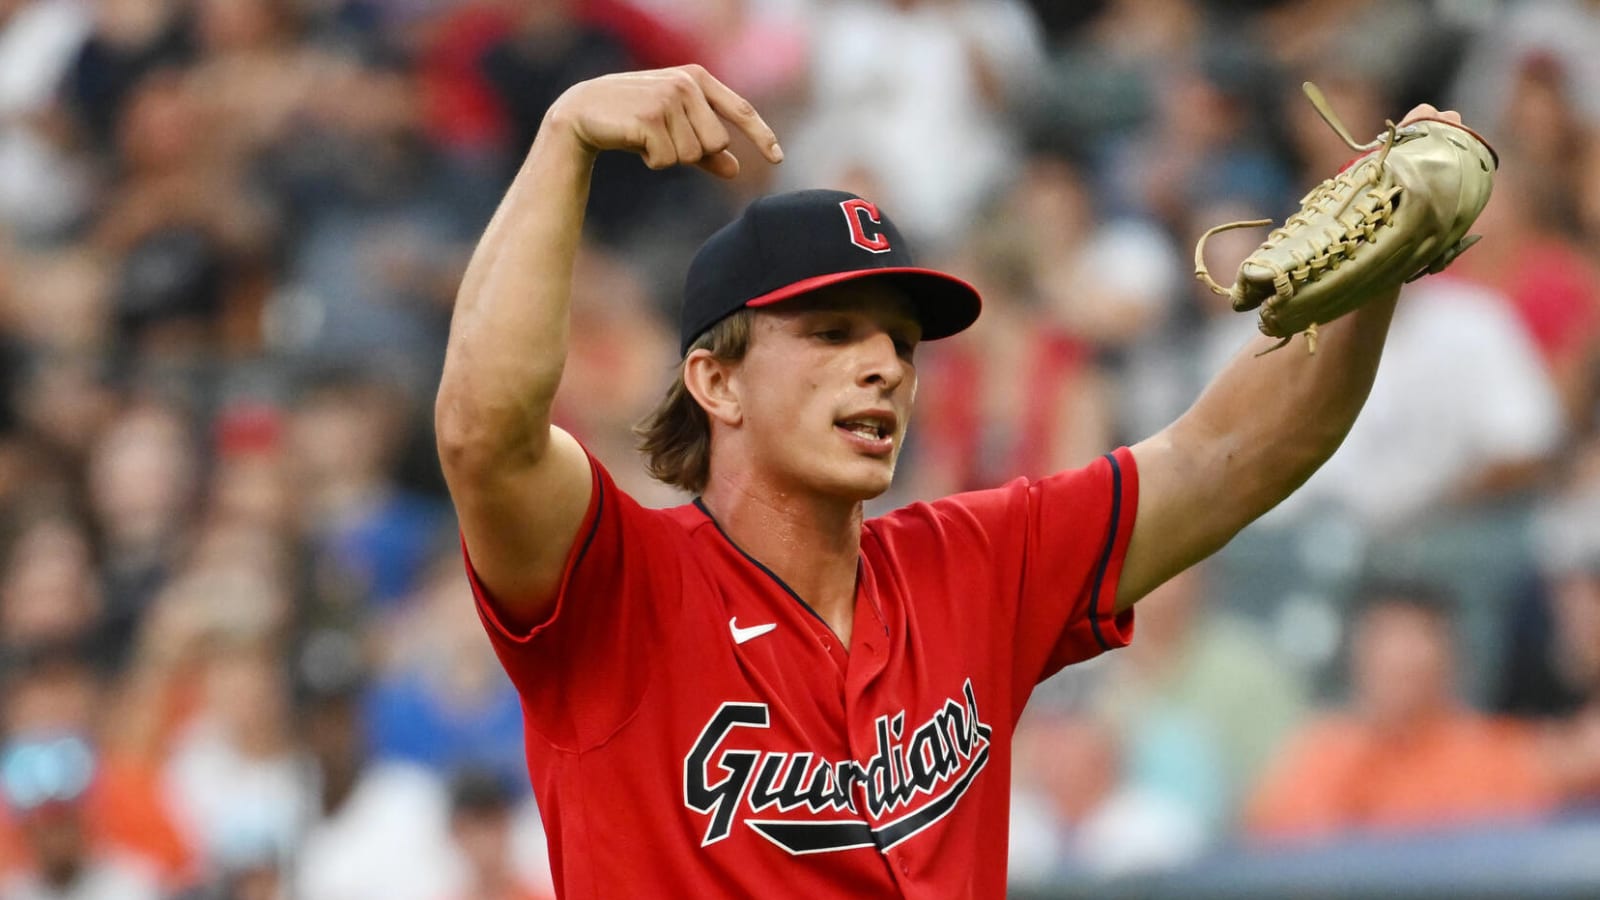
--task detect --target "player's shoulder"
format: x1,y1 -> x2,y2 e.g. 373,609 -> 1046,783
611,489 -> 711,537
864,477 -> 1031,541
865,453 -> 1133,543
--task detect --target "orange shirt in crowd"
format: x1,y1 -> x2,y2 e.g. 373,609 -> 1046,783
1246,712 -> 1559,843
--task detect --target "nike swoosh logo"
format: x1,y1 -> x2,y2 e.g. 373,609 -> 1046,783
729,617 -> 777,645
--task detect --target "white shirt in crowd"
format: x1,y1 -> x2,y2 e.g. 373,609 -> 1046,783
1273,275 -> 1564,529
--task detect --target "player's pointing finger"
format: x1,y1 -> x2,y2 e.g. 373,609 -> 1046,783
689,66 -> 783,163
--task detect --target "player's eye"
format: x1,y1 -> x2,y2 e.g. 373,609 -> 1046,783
813,328 -> 849,343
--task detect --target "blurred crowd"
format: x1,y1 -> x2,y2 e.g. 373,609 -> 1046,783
1,0 -> 1600,897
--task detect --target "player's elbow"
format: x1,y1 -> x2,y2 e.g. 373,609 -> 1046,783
434,385 -> 551,483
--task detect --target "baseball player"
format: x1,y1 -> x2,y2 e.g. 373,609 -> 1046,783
435,65 -> 1486,897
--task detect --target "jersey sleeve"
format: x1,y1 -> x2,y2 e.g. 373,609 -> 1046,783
992,448 -> 1136,682
460,451 -> 684,752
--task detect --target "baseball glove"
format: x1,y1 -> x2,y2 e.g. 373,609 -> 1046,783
1194,82 -> 1498,353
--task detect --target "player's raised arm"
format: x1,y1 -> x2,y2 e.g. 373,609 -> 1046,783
1115,96 -> 1495,611
434,66 -> 782,627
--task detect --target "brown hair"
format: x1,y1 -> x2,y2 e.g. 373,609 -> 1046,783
635,310 -> 753,494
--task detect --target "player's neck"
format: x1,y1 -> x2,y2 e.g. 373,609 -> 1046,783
699,476 -> 864,643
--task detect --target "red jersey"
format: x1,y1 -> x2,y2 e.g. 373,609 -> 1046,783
464,448 -> 1138,899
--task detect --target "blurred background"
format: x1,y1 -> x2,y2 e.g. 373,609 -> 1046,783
0,0 -> 1599,897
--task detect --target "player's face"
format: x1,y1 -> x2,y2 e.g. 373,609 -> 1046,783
734,284 -> 921,501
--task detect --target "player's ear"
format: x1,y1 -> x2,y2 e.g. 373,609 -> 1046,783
683,349 -> 742,427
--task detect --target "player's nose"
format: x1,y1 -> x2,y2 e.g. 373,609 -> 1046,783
857,330 -> 907,392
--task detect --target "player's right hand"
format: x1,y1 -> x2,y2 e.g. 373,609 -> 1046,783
546,65 -> 783,180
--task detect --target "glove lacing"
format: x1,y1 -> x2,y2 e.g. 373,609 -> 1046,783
1193,83 -> 1406,353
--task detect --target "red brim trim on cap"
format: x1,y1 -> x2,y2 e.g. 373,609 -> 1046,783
743,267 -> 983,340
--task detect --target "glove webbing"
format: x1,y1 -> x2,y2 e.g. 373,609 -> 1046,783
1193,90 -> 1405,354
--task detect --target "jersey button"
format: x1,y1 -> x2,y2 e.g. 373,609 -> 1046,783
898,857 -> 910,875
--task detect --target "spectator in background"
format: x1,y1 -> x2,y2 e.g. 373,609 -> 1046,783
1498,551 -> 1600,722
1257,0 -> 1454,106
2,248 -> 112,365
64,0 -> 192,157
0,0 -> 95,242
205,400 -> 296,538
84,401 -> 197,658
413,0 -> 520,163
366,549 -> 526,790
445,770 -> 552,900
555,244 -> 680,506
1269,273 -> 1564,532
93,66 -> 275,371
1452,157 -> 1600,433
1,356 -> 117,503
1497,445 -> 1600,797
161,637 -> 305,877
0,642 -> 191,893
1018,0 -> 1197,168
287,368 -> 448,611
1449,6 -> 1600,427
402,0 -> 702,159
1024,143 -> 1179,361
253,24 -> 472,383
1094,564 -> 1307,830
1107,43 -> 1291,236
186,0 -> 332,162
1451,0 -> 1600,164
0,735 -> 161,900
475,0 -> 635,151
291,631 -> 458,900
0,514 -> 104,655
1010,711 -> 1206,885
478,0 -> 663,246
783,0 -> 1046,252
1247,583 -> 1562,843
1447,54 -> 1600,431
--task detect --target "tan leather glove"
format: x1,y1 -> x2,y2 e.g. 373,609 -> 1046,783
1195,83 -> 1498,353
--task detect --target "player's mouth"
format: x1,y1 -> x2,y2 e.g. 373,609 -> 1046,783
834,410 -> 897,458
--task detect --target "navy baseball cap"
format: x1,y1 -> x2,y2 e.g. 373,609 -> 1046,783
679,189 -> 982,355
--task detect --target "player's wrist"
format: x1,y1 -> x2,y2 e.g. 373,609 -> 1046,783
540,92 -> 602,161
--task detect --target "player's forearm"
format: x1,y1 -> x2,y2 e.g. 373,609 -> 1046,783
1179,289 -> 1399,525
1120,293 -> 1398,608
435,115 -> 596,471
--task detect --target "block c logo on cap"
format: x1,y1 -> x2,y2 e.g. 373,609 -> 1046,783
841,199 -> 892,254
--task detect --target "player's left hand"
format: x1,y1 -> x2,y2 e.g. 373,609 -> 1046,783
1397,103 -> 1464,128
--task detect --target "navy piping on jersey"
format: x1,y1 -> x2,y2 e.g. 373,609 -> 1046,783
571,464 -> 607,571
1086,452 -> 1123,652
692,497 -> 839,637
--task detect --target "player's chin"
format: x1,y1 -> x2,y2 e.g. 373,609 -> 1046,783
821,456 -> 897,501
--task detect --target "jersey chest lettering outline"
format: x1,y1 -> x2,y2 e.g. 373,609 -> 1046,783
683,679 -> 992,855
